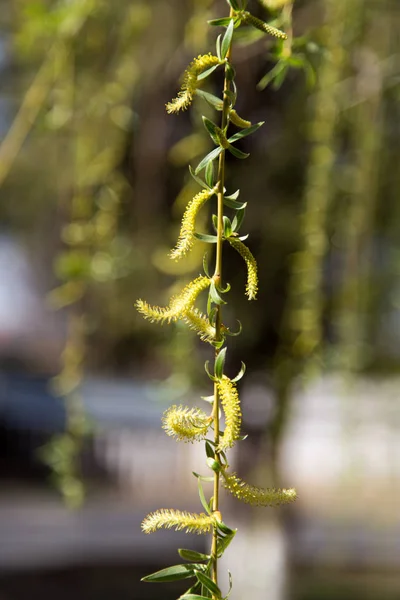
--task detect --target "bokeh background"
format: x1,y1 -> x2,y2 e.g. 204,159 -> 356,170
0,1 -> 399,599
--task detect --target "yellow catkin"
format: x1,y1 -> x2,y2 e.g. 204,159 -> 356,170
170,189 -> 214,260
229,109 -> 251,129
166,54 -> 221,114
182,308 -> 216,343
135,276 -> 211,324
241,11 -> 287,39
216,376 -> 242,452
228,238 -> 258,300
162,405 -> 212,442
222,472 -> 297,506
142,509 -> 216,534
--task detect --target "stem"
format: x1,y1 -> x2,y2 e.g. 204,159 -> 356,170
210,7 -> 234,594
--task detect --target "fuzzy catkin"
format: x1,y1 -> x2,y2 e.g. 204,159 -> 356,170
222,472 -> 297,506
162,405 -> 211,442
228,238 -> 258,300
142,509 -> 216,534
170,189 -> 214,260
166,54 -> 221,114
241,11 -> 287,39
216,376 -> 242,451
182,308 -> 216,343
135,276 -> 211,323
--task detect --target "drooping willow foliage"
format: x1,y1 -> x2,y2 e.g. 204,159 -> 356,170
136,1 -> 297,597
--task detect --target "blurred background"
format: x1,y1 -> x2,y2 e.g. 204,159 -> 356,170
0,0 -> 399,599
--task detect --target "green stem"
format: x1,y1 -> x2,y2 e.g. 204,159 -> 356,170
210,7 -> 234,594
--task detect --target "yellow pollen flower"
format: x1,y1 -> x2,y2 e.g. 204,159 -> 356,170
216,376 -> 242,452
142,509 -> 216,534
135,276 -> 211,324
170,189 -> 215,260
166,54 -> 221,114
228,238 -> 258,300
162,405 -> 212,442
222,471 -> 297,506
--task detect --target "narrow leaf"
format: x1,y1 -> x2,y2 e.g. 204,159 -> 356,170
194,232 -> 218,244
196,90 -> 223,111
205,160 -> 214,187
197,64 -> 220,81
223,216 -> 232,238
227,145 -> 250,159
198,478 -> 212,514
221,19 -> 234,59
228,121 -> 264,143
224,196 -> 246,210
208,17 -> 234,27
189,165 -> 209,189
195,147 -> 223,174
232,361 -> 246,382
142,564 -> 195,583
178,549 -> 210,563
216,34 -> 222,60
195,572 -> 222,598
231,207 -> 245,232
214,347 -> 227,379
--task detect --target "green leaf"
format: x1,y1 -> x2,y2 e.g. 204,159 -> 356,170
216,34 -> 222,60
221,19 -> 234,59
189,165 -> 209,189
195,147 -> 223,174
201,394 -> 215,404
204,361 -> 217,382
194,232 -> 218,244
196,90 -> 223,111
223,216 -> 232,238
227,121 -> 264,143
178,549 -> 210,563
192,471 -> 214,483
195,572 -> 222,598
214,347 -> 227,379
208,17 -> 233,27
232,361 -> 246,382
217,520 -> 236,536
202,116 -> 220,145
198,478 -> 212,514
142,564 -> 195,583
197,64 -> 220,81
224,196 -> 246,210
231,207 -> 245,232
227,145 -> 250,159
205,441 -> 214,459
224,320 -> 242,337
217,533 -> 236,557
209,281 -> 227,306
205,160 -> 215,188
